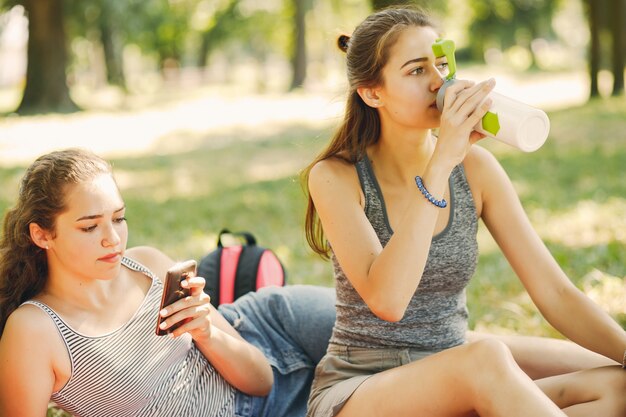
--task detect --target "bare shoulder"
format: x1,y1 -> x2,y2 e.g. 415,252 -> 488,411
0,305 -> 62,412
1,303 -> 65,368
310,156 -> 356,182
4,303 -> 59,341
126,245 -> 171,264
464,144 -> 501,173
125,246 -> 175,280
462,145 -> 509,215
309,156 -> 361,202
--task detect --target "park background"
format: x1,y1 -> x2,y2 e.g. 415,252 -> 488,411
0,3 -> 624,412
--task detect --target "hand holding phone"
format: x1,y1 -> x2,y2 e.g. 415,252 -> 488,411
155,260 -> 197,336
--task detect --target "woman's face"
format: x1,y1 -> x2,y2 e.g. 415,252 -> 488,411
375,25 -> 448,130
46,173 -> 128,282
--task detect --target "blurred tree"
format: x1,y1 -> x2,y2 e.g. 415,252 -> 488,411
289,0 -> 310,90
196,0 -> 241,68
583,0 -> 624,98
97,1 -> 126,87
120,0 -> 194,71
468,0 -> 558,67
609,0 -> 624,95
586,0 -> 603,98
65,0 -> 130,88
9,0 -> 78,114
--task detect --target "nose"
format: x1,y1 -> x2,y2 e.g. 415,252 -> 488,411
102,222 -> 121,247
432,72 -> 445,91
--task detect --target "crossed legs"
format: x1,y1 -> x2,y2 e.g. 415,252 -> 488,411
335,338 -> 625,417
337,339 -> 567,417
467,331 -> 617,379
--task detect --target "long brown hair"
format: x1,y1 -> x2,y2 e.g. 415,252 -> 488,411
0,149 -> 112,335
302,6 -> 436,258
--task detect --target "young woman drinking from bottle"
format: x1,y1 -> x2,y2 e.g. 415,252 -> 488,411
303,6 -> 626,417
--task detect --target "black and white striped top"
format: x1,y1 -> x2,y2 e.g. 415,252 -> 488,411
24,257 -> 236,417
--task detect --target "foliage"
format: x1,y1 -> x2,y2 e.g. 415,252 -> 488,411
467,0 -> 560,64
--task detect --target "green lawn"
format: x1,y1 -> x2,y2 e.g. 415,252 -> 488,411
1,98 -> 625,336
0,98 -> 624,417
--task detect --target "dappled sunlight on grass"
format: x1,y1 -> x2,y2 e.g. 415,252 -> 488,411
0,87 -> 343,166
1,86 -> 624,342
472,268 -> 626,336
582,269 -> 626,324
532,198 -> 626,247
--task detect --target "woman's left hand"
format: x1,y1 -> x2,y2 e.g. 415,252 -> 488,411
158,276 -> 214,341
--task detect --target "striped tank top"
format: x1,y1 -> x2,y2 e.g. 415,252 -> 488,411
329,159 -> 479,350
24,257 -> 235,417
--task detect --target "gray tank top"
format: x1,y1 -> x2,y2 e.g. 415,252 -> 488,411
329,158 -> 479,350
23,257 -> 235,417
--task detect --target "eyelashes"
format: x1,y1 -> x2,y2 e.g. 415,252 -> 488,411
80,217 -> 127,233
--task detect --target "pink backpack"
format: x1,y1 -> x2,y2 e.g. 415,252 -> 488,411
198,229 -> 286,307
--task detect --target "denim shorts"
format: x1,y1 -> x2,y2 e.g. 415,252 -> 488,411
218,285 -> 336,417
306,344 -> 437,417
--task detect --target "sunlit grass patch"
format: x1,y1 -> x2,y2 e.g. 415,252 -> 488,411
0,94 -> 623,417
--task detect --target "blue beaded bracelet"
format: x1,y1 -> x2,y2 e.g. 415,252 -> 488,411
415,176 -> 447,208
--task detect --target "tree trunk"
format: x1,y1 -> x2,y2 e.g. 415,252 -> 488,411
99,2 -> 126,88
586,0 -> 601,99
18,0 -> 78,114
610,0 -> 624,96
196,0 -> 240,68
289,0 -> 307,90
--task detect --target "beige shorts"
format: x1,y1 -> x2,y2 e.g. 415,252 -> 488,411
306,344 -> 437,417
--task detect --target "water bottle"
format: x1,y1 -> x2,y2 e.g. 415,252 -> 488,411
432,39 -> 550,152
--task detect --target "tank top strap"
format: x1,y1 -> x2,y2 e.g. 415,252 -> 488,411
121,256 -> 159,282
20,256 -> 158,337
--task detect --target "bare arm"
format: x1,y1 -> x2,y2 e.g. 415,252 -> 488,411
0,306 -> 60,417
476,149 -> 626,363
310,80 -> 494,321
130,246 -> 273,396
309,157 -> 450,322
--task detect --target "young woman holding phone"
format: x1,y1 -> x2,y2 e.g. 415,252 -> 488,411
0,148 -> 335,417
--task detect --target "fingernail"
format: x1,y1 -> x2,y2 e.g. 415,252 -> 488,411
168,332 -> 175,339
181,280 -> 188,287
159,322 -> 167,329
160,309 -> 167,316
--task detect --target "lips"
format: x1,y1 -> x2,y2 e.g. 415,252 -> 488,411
98,252 -> 121,262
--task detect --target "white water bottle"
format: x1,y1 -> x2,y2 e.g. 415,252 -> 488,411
436,80 -> 551,152
433,39 -> 550,152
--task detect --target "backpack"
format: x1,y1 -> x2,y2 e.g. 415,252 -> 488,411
198,229 -> 286,307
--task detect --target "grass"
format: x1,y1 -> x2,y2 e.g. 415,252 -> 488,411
0,97 -> 624,416
1,99 -> 625,330
468,97 -> 626,334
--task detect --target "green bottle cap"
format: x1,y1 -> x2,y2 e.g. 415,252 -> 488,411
432,39 -> 457,80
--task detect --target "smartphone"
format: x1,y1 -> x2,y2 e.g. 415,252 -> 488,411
155,259 -> 197,336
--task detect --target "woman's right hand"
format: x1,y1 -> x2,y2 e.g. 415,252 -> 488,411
434,78 -> 495,168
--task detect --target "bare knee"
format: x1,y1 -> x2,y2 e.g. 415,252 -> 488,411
450,339 -> 533,413
465,338 -> 518,372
